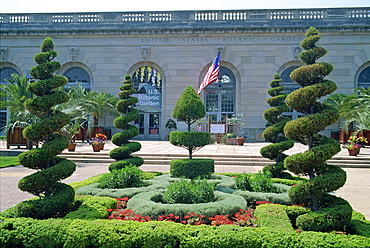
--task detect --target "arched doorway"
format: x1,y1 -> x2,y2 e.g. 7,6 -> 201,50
132,66 -> 162,139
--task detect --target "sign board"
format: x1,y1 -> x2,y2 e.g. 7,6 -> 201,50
210,124 -> 225,133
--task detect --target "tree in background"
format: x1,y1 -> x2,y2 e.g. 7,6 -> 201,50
260,73 -> 294,178
283,27 -> 352,231
170,86 -> 213,179
109,74 -> 143,171
16,37 -> 76,219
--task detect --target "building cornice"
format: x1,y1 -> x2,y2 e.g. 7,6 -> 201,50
1,7 -> 369,35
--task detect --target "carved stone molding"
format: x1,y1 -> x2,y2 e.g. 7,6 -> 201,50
293,46 -> 302,61
0,47 -> 9,62
69,47 -> 78,61
141,46 -> 150,61
215,45 -> 225,55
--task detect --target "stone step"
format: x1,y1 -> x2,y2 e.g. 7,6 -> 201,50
58,152 -> 370,168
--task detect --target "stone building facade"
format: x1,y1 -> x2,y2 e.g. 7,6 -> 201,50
1,8 -> 369,140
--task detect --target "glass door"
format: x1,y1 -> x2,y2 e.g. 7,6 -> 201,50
134,113 -> 160,139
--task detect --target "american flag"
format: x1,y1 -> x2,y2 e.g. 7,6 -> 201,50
197,52 -> 221,95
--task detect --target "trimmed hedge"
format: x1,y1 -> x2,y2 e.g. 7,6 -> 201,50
170,158 -> 214,179
127,190 -> 247,220
1,218 -> 369,248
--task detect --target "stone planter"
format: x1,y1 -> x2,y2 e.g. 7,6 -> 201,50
226,137 -> 237,145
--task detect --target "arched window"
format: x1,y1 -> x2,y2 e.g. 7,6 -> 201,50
280,66 -> 304,120
0,67 -> 20,132
358,66 -> 370,89
63,67 -> 91,90
204,66 -> 236,122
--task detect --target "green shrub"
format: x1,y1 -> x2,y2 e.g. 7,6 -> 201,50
163,178 -> 215,204
170,158 -> 214,179
63,195 -> 117,220
255,204 -> 294,233
128,190 -> 247,220
235,172 -> 274,192
1,218 -> 369,247
98,165 -> 148,189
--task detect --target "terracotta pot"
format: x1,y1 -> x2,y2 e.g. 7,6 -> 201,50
101,143 -> 105,150
68,143 -> 77,151
92,144 -> 103,152
348,148 -> 360,156
236,137 -> 246,146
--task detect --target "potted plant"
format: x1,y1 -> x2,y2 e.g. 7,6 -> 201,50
165,119 -> 177,140
60,122 -> 81,151
342,136 -> 367,156
226,133 -> 237,145
228,114 -> 246,145
90,133 -> 107,152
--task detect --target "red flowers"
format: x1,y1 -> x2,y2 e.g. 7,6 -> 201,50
106,198 -> 257,227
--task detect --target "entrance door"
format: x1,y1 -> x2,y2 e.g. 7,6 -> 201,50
134,113 -> 160,139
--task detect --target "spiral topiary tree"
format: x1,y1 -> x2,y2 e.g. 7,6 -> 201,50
16,37 -> 76,219
109,74 -> 143,171
283,27 -> 352,231
260,73 -> 294,178
170,85 -> 213,179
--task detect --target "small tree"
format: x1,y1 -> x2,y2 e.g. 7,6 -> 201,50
172,85 -> 206,132
283,27 -> 352,231
260,73 -> 294,178
16,37 -> 76,219
170,86 -> 213,179
109,74 -> 143,171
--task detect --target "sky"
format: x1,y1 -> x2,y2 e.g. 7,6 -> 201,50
1,0 -> 369,13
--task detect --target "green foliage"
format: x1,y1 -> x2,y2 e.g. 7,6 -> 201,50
63,195 -> 117,220
2,218 -> 369,247
261,73 -> 294,177
170,131 -> 210,159
98,165 -> 148,189
109,74 -> 143,171
172,85 -> 206,131
128,190 -> 247,220
170,159 -> 214,179
283,27 -> 351,231
163,178 -> 215,204
255,204 -> 294,233
0,156 -> 19,168
235,172 -> 274,192
15,37 -> 76,219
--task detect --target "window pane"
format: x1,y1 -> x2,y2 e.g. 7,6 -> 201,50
205,90 -> 218,112
63,67 -> 91,90
358,67 -> 370,89
221,90 -> 234,112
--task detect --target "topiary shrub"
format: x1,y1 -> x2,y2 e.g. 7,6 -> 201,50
98,165 -> 148,189
16,37 -> 76,219
260,73 -> 294,178
128,190 -> 247,220
163,178 -> 215,204
109,74 -> 143,171
283,27 -> 352,231
170,158 -> 214,179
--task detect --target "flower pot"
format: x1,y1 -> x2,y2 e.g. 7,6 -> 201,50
100,143 -> 105,150
226,138 -> 237,145
92,144 -> 103,152
348,148 -> 359,156
68,143 -> 77,151
236,137 -> 246,146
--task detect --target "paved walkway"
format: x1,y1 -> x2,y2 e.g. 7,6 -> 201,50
1,140 -> 369,220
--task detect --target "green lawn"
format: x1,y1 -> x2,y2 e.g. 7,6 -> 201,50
0,156 -> 20,168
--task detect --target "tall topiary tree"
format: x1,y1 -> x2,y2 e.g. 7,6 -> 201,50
283,27 -> 352,231
260,73 -> 294,178
170,86 -> 213,179
109,74 -> 143,171
16,37 -> 76,219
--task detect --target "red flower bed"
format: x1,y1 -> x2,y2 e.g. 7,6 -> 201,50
106,197 -> 258,227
